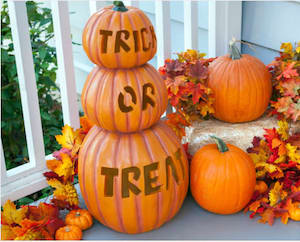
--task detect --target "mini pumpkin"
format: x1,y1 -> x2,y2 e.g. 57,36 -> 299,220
65,209 -> 93,230
81,63 -> 168,133
78,121 -> 189,233
55,225 -> 82,240
190,136 -> 256,214
208,39 -> 272,123
288,202 -> 300,221
82,1 -> 156,68
255,180 -> 268,194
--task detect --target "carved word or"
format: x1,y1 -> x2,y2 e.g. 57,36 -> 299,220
101,149 -> 183,198
118,83 -> 155,113
99,26 -> 156,53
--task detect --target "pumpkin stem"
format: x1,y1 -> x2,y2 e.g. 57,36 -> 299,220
210,135 -> 229,153
113,1 -> 128,12
229,37 -> 241,60
65,227 -> 70,233
76,211 -> 81,217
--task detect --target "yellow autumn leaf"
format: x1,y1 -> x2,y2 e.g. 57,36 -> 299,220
277,120 -> 289,141
1,200 -> 28,225
55,125 -> 83,152
53,153 -> 74,181
269,181 -> 282,206
1,225 -> 16,240
286,143 -> 300,163
280,42 -> 294,57
47,179 -> 78,206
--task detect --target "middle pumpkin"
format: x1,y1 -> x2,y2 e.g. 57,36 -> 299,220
82,63 -> 168,133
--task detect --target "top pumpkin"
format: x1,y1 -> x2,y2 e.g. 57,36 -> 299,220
82,1 -> 157,69
208,39 -> 272,123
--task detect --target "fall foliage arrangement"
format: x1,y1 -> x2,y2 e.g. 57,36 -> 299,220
1,116 -> 93,240
268,42 -> 300,122
244,120 -> 300,225
1,0 -> 299,238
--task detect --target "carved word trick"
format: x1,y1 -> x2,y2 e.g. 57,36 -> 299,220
100,149 -> 184,198
118,83 -> 155,113
99,26 -> 156,53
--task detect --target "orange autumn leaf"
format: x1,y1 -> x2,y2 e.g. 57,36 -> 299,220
258,208 -> 275,226
272,138 -> 286,156
80,115 -> 93,134
1,200 -> 28,225
12,218 -> 46,238
1,225 -> 16,240
27,203 -> 59,221
248,201 -> 261,213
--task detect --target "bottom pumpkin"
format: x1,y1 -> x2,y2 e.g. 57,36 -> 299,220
78,121 -> 189,234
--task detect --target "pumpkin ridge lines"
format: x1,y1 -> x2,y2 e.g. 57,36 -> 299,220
82,69 -> 95,120
244,57 -> 260,120
115,11 -> 122,68
92,131 -> 109,226
135,11 -> 152,60
113,135 -> 127,233
95,11 -> 113,67
140,131 -> 162,229
88,10 -> 109,66
80,128 -> 102,213
144,65 -> 163,125
150,127 -> 178,225
126,12 -> 140,66
125,70 -> 130,132
132,68 -> 144,131
111,70 -> 118,131
95,68 -> 108,127
229,152 -> 241,212
129,135 -> 143,233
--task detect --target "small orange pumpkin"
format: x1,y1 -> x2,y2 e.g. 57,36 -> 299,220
82,1 -> 156,68
208,40 -> 272,123
288,202 -> 300,221
190,136 -> 256,215
78,121 -> 189,233
55,225 -> 82,240
81,63 -> 168,133
255,180 -> 268,194
65,209 -> 93,230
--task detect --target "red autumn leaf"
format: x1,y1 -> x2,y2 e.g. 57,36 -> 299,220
189,60 -> 208,80
43,171 -> 63,182
27,203 -> 59,221
45,218 -> 65,237
165,59 -> 185,77
287,132 -> 300,148
50,198 -> 80,211
264,128 -> 279,143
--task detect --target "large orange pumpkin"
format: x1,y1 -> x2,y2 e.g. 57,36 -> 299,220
78,121 -> 189,234
208,40 -> 272,123
190,136 -> 256,215
82,1 -> 156,68
81,63 -> 168,133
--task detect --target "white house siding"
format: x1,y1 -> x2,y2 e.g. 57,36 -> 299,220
241,1 -> 300,64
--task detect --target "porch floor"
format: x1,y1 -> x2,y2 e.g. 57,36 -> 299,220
66,185 -> 299,240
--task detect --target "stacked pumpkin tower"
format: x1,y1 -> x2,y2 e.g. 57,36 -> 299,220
79,2 -> 189,234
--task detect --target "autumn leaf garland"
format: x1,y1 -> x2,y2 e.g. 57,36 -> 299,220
245,120 -> 300,225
